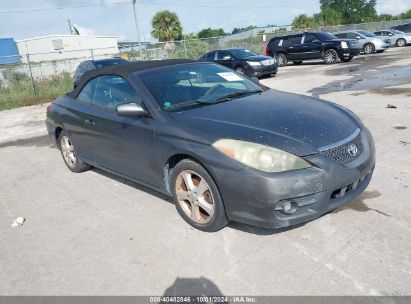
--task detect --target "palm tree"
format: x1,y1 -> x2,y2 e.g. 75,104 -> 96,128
151,10 -> 183,42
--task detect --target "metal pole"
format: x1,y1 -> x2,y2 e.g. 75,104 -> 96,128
26,54 -> 36,97
183,40 -> 187,59
132,0 -> 142,60
67,19 -> 73,35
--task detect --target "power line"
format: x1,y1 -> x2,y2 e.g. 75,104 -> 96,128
0,0 -> 316,14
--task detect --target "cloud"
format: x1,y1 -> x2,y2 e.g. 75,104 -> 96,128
377,0 -> 411,15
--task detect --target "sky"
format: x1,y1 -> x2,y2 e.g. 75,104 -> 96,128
1,0 -> 411,41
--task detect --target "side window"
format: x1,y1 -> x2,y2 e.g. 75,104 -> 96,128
347,32 -> 359,39
290,35 -> 302,44
77,77 -> 99,103
304,33 -> 318,43
282,38 -> 290,46
93,75 -> 139,110
334,33 -> 344,39
374,31 -> 382,35
216,51 -> 230,60
205,52 -> 215,61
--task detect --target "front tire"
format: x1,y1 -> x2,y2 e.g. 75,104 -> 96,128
323,49 -> 338,64
58,131 -> 91,173
396,38 -> 406,47
275,53 -> 288,67
363,43 -> 375,54
170,159 -> 228,232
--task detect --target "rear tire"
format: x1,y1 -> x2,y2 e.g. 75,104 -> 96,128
396,38 -> 406,47
275,53 -> 288,67
363,43 -> 375,54
323,49 -> 338,64
58,131 -> 91,173
170,159 -> 228,232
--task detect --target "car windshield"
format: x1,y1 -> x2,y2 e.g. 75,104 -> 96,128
317,32 -> 338,40
357,30 -> 375,37
94,58 -> 128,68
228,49 -> 259,59
392,30 -> 404,34
138,63 -> 263,110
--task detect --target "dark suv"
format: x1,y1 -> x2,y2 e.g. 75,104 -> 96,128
266,32 -> 361,66
391,23 -> 411,33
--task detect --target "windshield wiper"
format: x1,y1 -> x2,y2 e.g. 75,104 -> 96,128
164,100 -> 210,110
213,89 -> 263,103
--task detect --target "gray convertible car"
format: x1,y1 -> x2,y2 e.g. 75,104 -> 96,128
46,60 -> 375,231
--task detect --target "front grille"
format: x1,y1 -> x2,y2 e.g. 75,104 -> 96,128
322,133 -> 363,165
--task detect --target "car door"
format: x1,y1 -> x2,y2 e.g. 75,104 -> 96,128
83,75 -> 157,185
286,35 -> 303,60
215,51 -> 235,69
301,33 -> 323,59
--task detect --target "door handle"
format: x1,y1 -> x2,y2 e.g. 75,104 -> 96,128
85,119 -> 95,127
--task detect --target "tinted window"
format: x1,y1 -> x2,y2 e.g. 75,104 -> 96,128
269,38 -> 281,48
93,76 -> 139,110
77,78 -> 99,103
93,58 -> 128,68
357,30 -> 375,37
374,31 -> 382,35
316,32 -> 337,40
334,33 -> 348,39
304,33 -> 318,43
289,35 -> 302,44
205,52 -> 215,61
216,51 -> 231,60
347,32 -> 360,39
227,49 -> 258,58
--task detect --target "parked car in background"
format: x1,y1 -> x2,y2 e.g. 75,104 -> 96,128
73,57 -> 128,88
46,60 -> 375,231
373,30 -> 411,47
334,30 -> 391,54
266,32 -> 361,66
391,22 -> 411,33
199,48 -> 277,77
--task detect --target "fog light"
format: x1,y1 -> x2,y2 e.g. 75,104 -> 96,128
280,200 -> 298,215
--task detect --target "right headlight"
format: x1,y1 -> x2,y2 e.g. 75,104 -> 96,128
212,139 -> 312,173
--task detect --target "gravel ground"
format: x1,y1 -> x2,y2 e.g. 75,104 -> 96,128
0,47 -> 410,296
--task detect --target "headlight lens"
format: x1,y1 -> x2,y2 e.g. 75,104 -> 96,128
212,139 -> 312,173
341,41 -> 348,49
246,61 -> 261,66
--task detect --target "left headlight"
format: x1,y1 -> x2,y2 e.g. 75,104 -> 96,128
246,61 -> 261,66
341,41 -> 348,49
212,139 -> 312,173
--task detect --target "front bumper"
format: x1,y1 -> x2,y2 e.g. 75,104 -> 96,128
246,64 -> 278,77
375,42 -> 391,51
213,128 -> 376,229
337,48 -> 361,57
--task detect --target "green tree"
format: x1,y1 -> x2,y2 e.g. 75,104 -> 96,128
151,10 -> 183,42
398,9 -> 411,19
320,0 -> 377,24
197,28 -> 226,38
313,9 -> 343,26
291,14 -> 315,29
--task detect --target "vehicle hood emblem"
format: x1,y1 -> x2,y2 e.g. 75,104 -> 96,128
347,144 -> 358,157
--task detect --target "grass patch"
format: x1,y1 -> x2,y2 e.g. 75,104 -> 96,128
0,72 -> 73,111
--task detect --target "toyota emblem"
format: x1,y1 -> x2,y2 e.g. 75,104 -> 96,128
347,144 -> 358,157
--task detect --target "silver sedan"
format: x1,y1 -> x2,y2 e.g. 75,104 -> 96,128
373,29 -> 411,47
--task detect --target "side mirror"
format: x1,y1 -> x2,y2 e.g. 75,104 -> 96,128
223,56 -> 232,60
116,103 -> 147,117
356,36 -> 362,40
250,77 -> 260,84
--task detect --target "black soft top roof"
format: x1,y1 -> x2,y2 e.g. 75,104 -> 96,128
68,59 -> 194,97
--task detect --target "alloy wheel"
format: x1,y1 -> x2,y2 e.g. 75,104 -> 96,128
397,39 -> 406,47
276,54 -> 287,67
324,50 -> 337,64
175,170 -> 215,224
364,44 -> 374,54
60,135 -> 76,168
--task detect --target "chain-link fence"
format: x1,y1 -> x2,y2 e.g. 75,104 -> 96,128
1,19 -> 410,110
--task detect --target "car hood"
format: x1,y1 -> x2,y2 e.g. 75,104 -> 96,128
170,90 -> 360,156
244,55 -> 273,61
